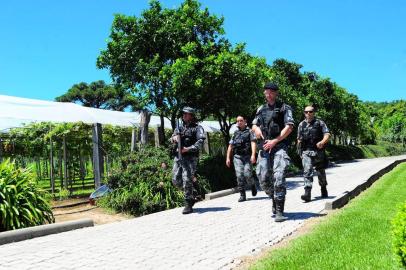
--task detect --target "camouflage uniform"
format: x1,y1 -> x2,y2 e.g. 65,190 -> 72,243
229,127 -> 256,192
253,101 -> 294,215
171,122 -> 205,203
297,118 -> 330,199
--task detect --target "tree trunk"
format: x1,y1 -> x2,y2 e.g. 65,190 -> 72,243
159,113 -> 166,144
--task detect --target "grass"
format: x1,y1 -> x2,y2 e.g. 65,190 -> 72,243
250,162 -> 406,270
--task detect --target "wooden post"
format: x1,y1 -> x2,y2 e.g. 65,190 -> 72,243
0,138 -> 3,163
63,135 -> 68,189
204,132 -> 211,155
92,123 -> 104,189
131,128 -> 137,152
50,137 -> 55,194
140,109 -> 151,145
154,126 -> 164,147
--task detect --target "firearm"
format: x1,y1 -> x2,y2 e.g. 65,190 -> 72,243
175,118 -> 182,160
296,140 -> 303,158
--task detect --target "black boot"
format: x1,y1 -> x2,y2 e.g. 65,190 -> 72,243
275,199 -> 287,222
182,199 -> 193,214
238,190 -> 246,202
301,188 -> 311,202
271,197 -> 276,215
321,186 -> 328,198
251,184 -> 257,197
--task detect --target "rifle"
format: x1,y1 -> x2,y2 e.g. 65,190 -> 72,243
296,141 -> 303,158
175,118 -> 182,160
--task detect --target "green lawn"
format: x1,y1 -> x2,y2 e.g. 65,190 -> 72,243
251,162 -> 406,270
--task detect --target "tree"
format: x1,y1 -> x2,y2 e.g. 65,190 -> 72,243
170,42 -> 269,144
96,0 -> 225,140
56,80 -> 140,111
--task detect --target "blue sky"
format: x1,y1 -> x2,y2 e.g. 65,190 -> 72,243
1,0 -> 405,102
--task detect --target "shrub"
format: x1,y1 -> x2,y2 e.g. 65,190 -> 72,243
197,153 -> 236,192
0,159 -> 54,232
392,201 -> 406,268
99,146 -> 210,216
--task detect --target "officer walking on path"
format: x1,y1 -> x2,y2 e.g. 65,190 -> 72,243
252,82 -> 294,222
171,107 -> 206,214
297,105 -> 331,202
226,115 -> 257,202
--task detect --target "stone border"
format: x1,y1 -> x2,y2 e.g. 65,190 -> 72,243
0,219 -> 94,246
205,187 -> 239,200
52,200 -> 89,209
325,159 -> 406,210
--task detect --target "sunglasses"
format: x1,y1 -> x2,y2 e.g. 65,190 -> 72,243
304,111 -> 314,114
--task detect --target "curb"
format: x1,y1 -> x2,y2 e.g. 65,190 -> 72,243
52,200 -> 89,209
325,158 -> 406,210
205,187 -> 239,200
0,218 -> 94,246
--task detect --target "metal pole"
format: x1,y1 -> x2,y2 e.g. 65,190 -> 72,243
92,123 -> 104,188
50,136 -> 55,194
63,135 -> 68,189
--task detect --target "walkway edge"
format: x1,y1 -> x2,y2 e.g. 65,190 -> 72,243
205,187 -> 239,200
0,218 -> 94,246
325,158 -> 406,210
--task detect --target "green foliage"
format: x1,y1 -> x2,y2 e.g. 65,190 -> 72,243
392,201 -> 406,267
55,80 -> 140,111
99,146 -> 210,216
0,159 -> 54,232
367,100 -> 406,144
97,0 -> 226,131
197,153 -> 236,192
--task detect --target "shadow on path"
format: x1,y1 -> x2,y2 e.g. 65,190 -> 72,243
247,196 -> 269,201
312,195 -> 336,201
284,212 -> 326,220
194,207 -> 231,214
286,181 -> 303,190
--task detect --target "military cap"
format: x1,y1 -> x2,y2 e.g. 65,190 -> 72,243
182,106 -> 196,114
263,82 -> 279,91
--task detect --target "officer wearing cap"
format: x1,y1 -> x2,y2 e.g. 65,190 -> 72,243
171,106 -> 206,214
297,105 -> 331,202
252,82 -> 294,222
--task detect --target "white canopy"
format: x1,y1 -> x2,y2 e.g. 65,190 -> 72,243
0,95 -> 230,133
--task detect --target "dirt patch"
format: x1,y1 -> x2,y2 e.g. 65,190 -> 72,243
51,199 -> 132,225
232,209 -> 339,270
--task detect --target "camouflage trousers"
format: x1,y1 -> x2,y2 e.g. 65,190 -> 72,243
233,155 -> 254,191
256,146 -> 290,201
302,150 -> 328,189
172,155 -> 198,201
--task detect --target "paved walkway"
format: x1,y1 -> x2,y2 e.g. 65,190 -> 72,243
1,155 -> 405,270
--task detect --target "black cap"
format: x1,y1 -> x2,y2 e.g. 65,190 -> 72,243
263,82 -> 279,91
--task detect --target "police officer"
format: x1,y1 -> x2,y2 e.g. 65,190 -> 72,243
226,115 -> 257,202
297,105 -> 331,202
252,82 -> 294,222
171,107 -> 206,214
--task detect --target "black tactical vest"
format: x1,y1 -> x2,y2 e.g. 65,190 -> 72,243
232,128 -> 252,156
181,122 -> 198,155
300,119 -> 324,150
258,101 -> 286,140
